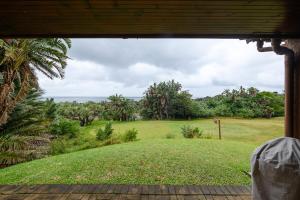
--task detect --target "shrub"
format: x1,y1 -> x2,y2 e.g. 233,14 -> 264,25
96,122 -> 113,141
0,135 -> 51,166
102,135 -> 122,146
165,132 -> 176,139
181,125 -> 203,138
50,119 -> 79,138
122,129 -> 138,142
50,139 -> 66,155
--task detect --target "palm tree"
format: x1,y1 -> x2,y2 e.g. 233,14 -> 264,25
0,38 -> 71,126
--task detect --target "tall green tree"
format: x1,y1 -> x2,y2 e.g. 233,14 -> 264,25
105,94 -> 136,121
141,80 -> 194,119
0,39 -> 71,126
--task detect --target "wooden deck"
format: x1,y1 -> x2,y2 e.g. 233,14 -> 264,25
0,184 -> 252,200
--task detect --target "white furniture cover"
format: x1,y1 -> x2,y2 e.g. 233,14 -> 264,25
251,137 -> 300,200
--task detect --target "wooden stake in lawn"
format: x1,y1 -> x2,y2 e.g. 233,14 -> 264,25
214,118 -> 221,140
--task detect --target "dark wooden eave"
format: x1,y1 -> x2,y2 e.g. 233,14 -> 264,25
0,0 -> 300,38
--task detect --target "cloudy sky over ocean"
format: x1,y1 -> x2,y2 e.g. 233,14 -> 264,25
38,39 -> 283,98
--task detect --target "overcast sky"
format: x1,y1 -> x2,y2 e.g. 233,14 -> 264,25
38,39 -> 284,98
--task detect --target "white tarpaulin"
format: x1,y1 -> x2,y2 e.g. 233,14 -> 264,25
251,137 -> 300,200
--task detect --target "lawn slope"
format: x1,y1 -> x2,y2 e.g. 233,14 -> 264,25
0,139 -> 255,185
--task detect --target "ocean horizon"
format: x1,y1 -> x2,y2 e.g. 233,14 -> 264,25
41,96 -> 142,103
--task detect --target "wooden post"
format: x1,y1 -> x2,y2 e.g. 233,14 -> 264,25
218,119 -> 221,140
285,40 -> 300,139
214,118 -> 222,140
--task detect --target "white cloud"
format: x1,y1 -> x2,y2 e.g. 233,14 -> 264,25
38,39 -> 284,97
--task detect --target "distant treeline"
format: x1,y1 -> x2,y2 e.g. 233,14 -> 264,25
56,80 -> 284,125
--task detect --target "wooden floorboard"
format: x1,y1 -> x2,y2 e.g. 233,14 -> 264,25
0,184 -> 251,199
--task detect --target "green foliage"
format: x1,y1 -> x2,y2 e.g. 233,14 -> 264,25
0,89 -> 50,136
50,119 -> 79,138
50,139 -> 66,155
122,129 -> 138,142
181,125 -> 203,138
0,135 -> 50,166
96,122 -> 113,141
196,86 -> 284,118
102,135 -> 122,146
0,38 -> 71,126
104,94 -> 137,121
141,80 -> 195,119
0,89 -> 55,166
58,102 -> 104,126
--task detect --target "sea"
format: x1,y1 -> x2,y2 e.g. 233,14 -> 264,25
41,96 -> 142,103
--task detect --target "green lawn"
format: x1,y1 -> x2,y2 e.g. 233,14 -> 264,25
0,117 -> 284,185
82,117 -> 283,145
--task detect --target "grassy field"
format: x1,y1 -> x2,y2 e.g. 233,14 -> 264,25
82,117 -> 283,145
0,117 -> 284,185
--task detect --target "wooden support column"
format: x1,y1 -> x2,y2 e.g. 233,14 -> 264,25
249,38 -> 300,139
286,40 -> 300,139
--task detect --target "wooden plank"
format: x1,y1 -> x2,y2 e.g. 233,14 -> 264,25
1,194 -> 29,200
224,186 -> 238,195
159,185 -> 169,195
106,184 -> 117,194
219,186 -> 230,195
182,195 -> 201,200
204,195 -> 214,200
65,194 -> 85,200
141,185 -> 149,195
199,186 -> 210,195
211,195 -> 227,200
206,186 -> 216,195
19,185 -> 45,194
0,184 -> 253,199
167,186 -> 176,195
169,195 -> 177,200
147,185 -> 156,195
141,195 -> 149,200
23,193 -> 65,200
213,186 -> 224,195
98,184 -> 110,194
113,185 -> 122,194
154,195 -> 169,200
95,194 -> 116,200
174,186 -> 189,195
0,185 -> 21,194
127,185 -> 141,195
147,195 -> 156,200
197,195 -> 207,200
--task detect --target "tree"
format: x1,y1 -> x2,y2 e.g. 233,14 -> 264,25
58,102 -> 101,126
105,94 -> 136,121
141,80 -> 194,119
0,88 -> 53,166
0,39 -> 71,126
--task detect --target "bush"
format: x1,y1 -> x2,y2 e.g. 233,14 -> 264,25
122,129 -> 138,142
165,132 -> 176,139
181,125 -> 203,138
50,139 -> 66,155
50,119 -> 79,138
96,122 -> 113,141
102,135 -> 122,146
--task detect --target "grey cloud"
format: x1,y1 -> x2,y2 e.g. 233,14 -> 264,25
39,39 -> 284,97
69,39 -> 214,72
